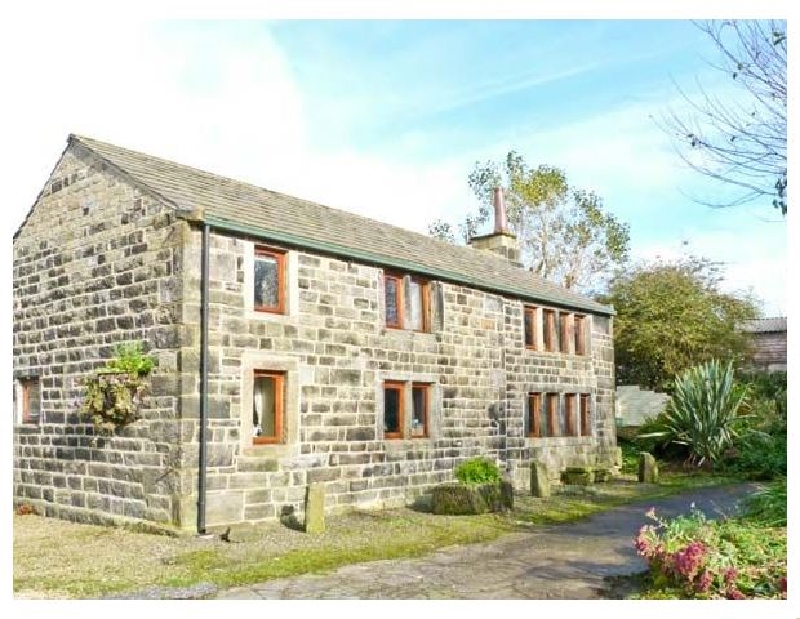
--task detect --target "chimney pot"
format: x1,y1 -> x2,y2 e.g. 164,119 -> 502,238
493,187 -> 508,233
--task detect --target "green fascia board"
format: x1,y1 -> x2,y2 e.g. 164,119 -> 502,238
203,214 -> 614,316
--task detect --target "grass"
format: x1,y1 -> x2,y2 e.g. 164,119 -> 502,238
13,471 -> 740,599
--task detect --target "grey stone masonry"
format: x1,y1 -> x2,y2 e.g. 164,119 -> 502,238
13,140 -> 617,530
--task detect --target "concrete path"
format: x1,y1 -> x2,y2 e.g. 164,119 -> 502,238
214,484 -> 757,600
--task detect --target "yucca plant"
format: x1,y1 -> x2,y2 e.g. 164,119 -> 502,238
641,359 -> 750,468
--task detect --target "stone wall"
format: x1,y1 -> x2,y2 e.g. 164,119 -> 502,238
178,228 -> 616,527
12,143 -> 186,526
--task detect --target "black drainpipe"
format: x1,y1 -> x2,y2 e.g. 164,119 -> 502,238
197,223 -> 210,535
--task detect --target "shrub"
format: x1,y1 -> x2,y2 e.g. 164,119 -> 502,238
634,506 -> 786,599
743,480 -> 786,527
454,457 -> 501,486
639,359 -> 750,468
81,342 -> 157,435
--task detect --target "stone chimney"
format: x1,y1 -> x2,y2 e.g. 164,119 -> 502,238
468,187 -> 522,266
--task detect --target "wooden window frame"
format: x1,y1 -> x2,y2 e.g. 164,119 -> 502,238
253,247 -> 286,315
559,312 -> 572,354
383,381 -> 405,439
543,309 -> 557,352
564,393 -> 577,437
574,315 -> 586,356
524,306 -> 538,350
19,378 -> 39,424
384,272 -> 405,330
580,394 -> 592,437
546,393 -> 559,437
527,392 -> 542,437
409,276 -> 431,333
411,382 -> 430,438
252,370 -> 285,445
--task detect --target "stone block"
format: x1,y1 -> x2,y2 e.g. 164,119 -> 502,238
594,467 -> 613,483
562,467 -> 595,485
530,462 -> 550,498
305,483 -> 325,534
638,452 -> 658,483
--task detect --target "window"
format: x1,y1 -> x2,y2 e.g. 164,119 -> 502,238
564,393 -> 577,437
574,315 -> 586,356
543,309 -> 556,352
559,313 -> 572,354
254,247 -> 285,314
383,381 -> 405,439
526,392 -> 542,437
17,377 -> 40,424
546,393 -> 559,437
580,394 -> 592,437
253,370 -> 285,444
524,306 -> 537,349
384,272 -> 430,332
411,383 -> 430,438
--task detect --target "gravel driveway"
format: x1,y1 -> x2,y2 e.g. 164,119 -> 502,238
213,483 -> 757,600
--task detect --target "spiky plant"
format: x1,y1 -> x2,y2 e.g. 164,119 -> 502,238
642,359 -> 750,468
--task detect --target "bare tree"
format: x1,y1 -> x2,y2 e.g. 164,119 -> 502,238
663,20 -> 787,215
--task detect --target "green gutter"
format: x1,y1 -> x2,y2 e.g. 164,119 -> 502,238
202,214 -> 614,316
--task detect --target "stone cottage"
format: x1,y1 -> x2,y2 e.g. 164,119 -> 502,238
741,317 -> 787,373
13,134 -> 617,532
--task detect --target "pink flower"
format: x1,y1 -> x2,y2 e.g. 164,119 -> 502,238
723,567 -> 738,586
696,570 -> 713,593
726,588 -> 746,600
779,577 -> 787,593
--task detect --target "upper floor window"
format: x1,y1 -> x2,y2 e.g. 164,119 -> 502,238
559,313 -> 572,354
574,315 -> 587,356
16,377 -> 40,424
254,247 -> 286,314
524,306 -> 537,350
253,370 -> 285,444
543,309 -> 557,352
384,272 -> 430,332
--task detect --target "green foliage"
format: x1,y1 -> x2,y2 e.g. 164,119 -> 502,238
81,342 -> 157,435
640,360 -> 750,468
600,256 -> 759,390
454,457 -> 501,486
634,506 -> 786,599
428,151 -> 630,292
743,479 -> 786,527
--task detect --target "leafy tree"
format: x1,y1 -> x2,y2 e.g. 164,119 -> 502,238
428,151 -> 630,292
599,256 -> 759,390
663,20 -> 787,215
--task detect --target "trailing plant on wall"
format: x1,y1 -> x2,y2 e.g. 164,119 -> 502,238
81,342 -> 157,435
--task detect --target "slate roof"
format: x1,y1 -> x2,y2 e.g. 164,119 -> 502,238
67,134 -> 612,315
742,317 -> 787,333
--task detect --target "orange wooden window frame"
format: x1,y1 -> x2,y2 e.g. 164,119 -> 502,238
564,393 -> 577,437
383,381 -> 405,439
384,273 -> 404,329
524,306 -> 537,350
409,277 -> 431,333
20,379 -> 36,424
411,383 -> 430,438
527,392 -> 542,437
559,312 -> 572,354
254,247 -> 286,314
543,310 -> 556,352
580,394 -> 592,437
574,315 -> 586,356
252,370 -> 285,445
546,393 -> 559,437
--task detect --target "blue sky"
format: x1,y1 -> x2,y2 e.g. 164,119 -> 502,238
4,18 -> 787,314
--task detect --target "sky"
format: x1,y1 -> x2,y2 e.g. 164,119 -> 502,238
2,17 -> 788,315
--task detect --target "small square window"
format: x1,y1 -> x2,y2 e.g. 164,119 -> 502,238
17,377 -> 40,424
254,247 -> 285,314
253,371 -> 285,444
411,383 -> 430,438
383,381 -> 404,439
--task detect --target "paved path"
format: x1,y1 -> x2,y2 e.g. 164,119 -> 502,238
215,484 -> 757,600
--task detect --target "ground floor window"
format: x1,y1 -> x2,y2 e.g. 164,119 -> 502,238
16,377 -> 40,424
253,370 -> 285,444
526,392 -> 592,438
580,393 -> 592,437
383,380 -> 431,439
